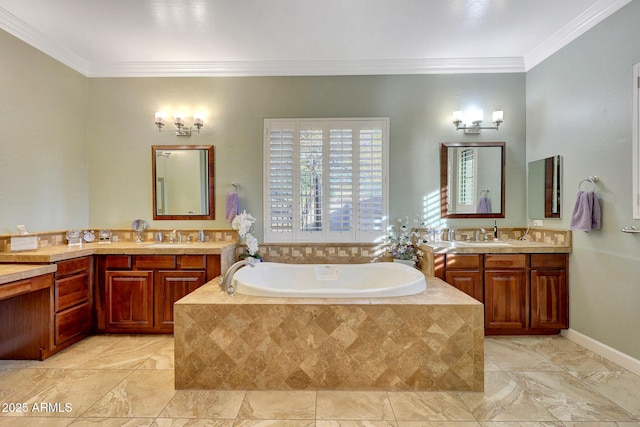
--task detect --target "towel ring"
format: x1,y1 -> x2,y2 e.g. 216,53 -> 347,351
578,176 -> 599,192
231,182 -> 240,193
479,188 -> 490,196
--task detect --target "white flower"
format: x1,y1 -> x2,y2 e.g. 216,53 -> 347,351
245,233 -> 259,256
231,210 -> 255,238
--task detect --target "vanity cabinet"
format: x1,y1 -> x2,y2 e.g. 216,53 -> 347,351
435,252 -> 568,335
95,254 -> 220,333
50,256 -> 93,356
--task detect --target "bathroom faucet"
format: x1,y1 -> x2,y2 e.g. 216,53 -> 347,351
171,230 -> 182,243
475,228 -> 487,241
448,229 -> 456,241
219,258 -> 256,296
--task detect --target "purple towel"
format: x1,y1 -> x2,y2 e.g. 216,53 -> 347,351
226,192 -> 239,221
477,197 -> 492,213
570,191 -> 601,232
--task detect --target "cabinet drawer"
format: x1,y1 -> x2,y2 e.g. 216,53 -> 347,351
55,301 -> 91,344
55,273 -> 90,312
105,255 -> 131,269
178,255 -> 206,269
134,255 -> 176,269
531,254 -> 566,268
485,254 -> 527,269
0,274 -> 52,301
445,254 -> 481,269
56,257 -> 91,277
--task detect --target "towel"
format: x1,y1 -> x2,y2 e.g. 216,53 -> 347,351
477,197 -> 492,213
570,191 -> 601,232
226,192 -> 239,221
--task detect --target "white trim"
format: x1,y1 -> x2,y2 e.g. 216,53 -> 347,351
87,57 -> 524,78
0,7 -> 89,75
562,328 -> 640,376
633,63 -> 640,219
525,0 -> 632,71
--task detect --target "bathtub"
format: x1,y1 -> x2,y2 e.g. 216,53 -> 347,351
232,261 -> 426,298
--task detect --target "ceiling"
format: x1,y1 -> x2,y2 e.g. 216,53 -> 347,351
0,0 -> 631,77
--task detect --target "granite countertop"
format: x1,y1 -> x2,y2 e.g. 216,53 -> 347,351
0,263 -> 57,285
0,241 -> 237,263
421,239 -> 571,254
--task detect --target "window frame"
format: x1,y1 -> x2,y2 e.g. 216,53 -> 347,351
263,118 -> 389,243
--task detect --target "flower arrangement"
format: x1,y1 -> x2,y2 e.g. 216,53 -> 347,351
231,210 -> 261,260
385,215 -> 427,263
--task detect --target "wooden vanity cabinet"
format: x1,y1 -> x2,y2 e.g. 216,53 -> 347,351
436,252 -> 568,335
49,256 -> 93,356
95,254 -> 220,333
484,254 -> 529,332
434,254 -> 483,301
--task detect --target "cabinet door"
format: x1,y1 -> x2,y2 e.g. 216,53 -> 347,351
445,270 -> 483,302
484,270 -> 528,330
105,271 -> 154,330
531,269 -> 568,329
155,270 -> 206,330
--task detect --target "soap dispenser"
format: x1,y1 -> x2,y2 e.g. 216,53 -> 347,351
493,220 -> 498,240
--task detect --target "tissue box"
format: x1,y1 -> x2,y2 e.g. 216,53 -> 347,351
11,236 -> 39,252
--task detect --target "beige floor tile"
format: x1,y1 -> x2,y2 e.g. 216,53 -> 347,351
81,369 -> 175,418
387,392 -> 475,422
397,423 -> 480,427
159,390 -> 245,419
12,368 -> 132,418
0,417 -> 74,426
139,340 -> 175,369
77,336 -> 170,370
317,391 -> 395,420
529,337 -> 624,372
37,336 -> 124,369
572,371 -> 640,418
316,421 -> 398,426
0,368 -> 62,401
459,372 -> 558,422
70,418 -> 155,426
478,423 -> 563,426
484,338 -> 563,372
233,421 -> 316,426
237,391 -> 316,420
510,371 -> 636,422
153,419 -> 235,426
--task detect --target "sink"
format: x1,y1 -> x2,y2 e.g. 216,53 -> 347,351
456,241 -> 514,247
146,243 -> 190,248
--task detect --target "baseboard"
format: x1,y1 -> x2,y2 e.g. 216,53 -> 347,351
562,328 -> 640,376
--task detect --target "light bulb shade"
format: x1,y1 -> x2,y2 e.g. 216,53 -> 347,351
193,113 -> 204,127
492,110 -> 504,123
174,114 -> 185,126
452,110 -> 464,123
469,108 -> 483,124
154,112 -> 166,125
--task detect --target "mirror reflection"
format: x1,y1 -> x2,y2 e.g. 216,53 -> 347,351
152,145 -> 215,220
440,141 -> 505,218
528,155 -> 561,219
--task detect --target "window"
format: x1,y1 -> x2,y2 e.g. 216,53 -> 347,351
264,118 -> 389,242
453,147 -> 478,213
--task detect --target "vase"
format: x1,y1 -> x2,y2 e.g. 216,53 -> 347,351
393,258 -> 416,268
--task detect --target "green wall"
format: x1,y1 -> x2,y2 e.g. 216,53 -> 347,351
526,0 -> 640,359
88,74 -> 526,235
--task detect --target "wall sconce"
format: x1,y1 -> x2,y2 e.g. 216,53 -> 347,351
154,112 -> 204,136
452,109 -> 503,134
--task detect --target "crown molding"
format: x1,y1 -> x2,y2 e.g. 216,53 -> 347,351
0,7 -> 89,75
88,57 -> 525,78
524,0 -> 631,71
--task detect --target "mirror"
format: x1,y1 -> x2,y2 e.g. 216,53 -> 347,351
440,141 -> 505,218
152,145 -> 215,220
528,155 -> 561,219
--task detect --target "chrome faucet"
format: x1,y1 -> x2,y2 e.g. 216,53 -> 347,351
475,228 -> 488,241
219,258 -> 256,296
448,228 -> 456,241
170,230 -> 182,243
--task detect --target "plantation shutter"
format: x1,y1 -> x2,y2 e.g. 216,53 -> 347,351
265,118 -> 388,242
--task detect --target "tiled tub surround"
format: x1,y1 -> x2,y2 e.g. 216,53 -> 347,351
175,277 -> 484,392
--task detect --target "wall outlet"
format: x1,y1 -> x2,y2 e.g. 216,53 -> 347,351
533,220 -> 544,226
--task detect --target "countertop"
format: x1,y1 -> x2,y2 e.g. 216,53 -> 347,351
0,263 -> 57,285
421,239 -> 571,254
0,241 -> 237,263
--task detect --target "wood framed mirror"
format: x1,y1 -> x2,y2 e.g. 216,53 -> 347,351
528,155 -> 562,219
152,145 -> 215,220
440,141 -> 505,219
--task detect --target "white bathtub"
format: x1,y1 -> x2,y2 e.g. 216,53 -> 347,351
232,262 -> 426,298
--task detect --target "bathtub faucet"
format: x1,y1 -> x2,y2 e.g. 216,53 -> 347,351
219,258 -> 256,296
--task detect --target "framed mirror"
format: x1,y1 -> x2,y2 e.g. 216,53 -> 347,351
440,141 -> 505,218
528,155 -> 562,219
152,145 -> 215,220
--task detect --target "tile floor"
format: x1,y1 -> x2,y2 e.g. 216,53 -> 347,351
0,334 -> 639,426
